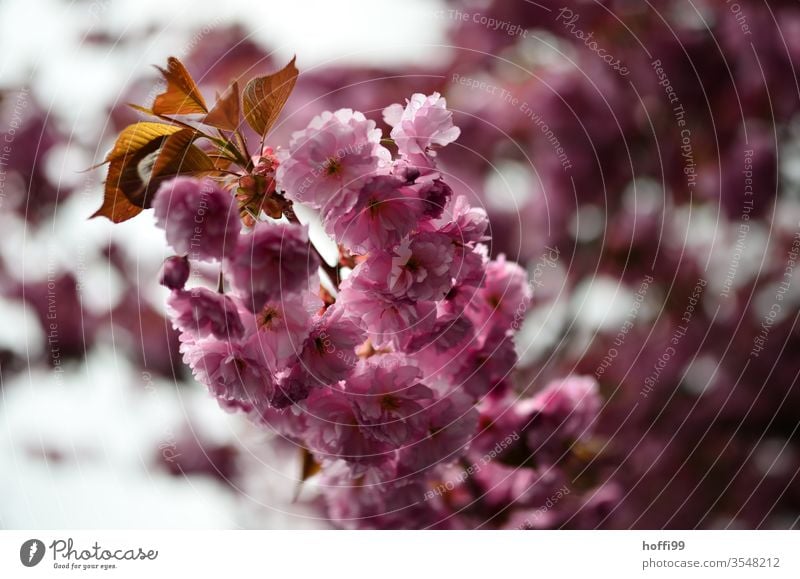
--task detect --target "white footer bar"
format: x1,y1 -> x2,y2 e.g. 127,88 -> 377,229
1,531 -> 796,578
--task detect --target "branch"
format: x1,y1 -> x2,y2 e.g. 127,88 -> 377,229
283,208 -> 340,288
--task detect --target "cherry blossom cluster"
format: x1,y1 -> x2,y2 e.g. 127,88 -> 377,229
150,92 -> 600,526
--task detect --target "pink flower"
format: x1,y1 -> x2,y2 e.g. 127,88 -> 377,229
268,365 -> 313,409
383,92 -> 461,161
519,376 -> 601,455
470,395 -> 526,457
304,386 -> 394,466
470,461 -> 542,511
182,334 -> 275,408
320,472 -> 439,529
420,197 -> 490,287
251,400 -> 308,439
390,231 -> 455,301
238,291 -> 321,368
435,259 -> 488,314
398,391 -> 478,474
323,175 -> 423,254
345,355 -> 433,446
339,259 -> 436,348
453,327 -> 518,399
405,310 -> 475,353
450,242 -> 489,287
390,159 -> 452,219
470,254 -> 532,329
319,478 -> 389,529
426,195 -> 489,244
415,178 -> 453,219
251,146 -> 279,178
277,109 -> 390,215
390,158 -> 422,184
167,288 -> 244,340
298,305 -> 365,385
226,222 -> 319,312
152,177 -> 240,261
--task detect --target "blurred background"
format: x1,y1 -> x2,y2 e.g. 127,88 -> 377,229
1,0 -> 799,528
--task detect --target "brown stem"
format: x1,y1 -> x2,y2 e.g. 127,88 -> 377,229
317,254 -> 341,288
284,210 -> 340,287
244,198 -> 340,289
235,129 -> 254,173
214,129 -> 250,170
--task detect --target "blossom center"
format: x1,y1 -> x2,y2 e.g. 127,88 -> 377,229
367,197 -> 385,217
405,256 -> 421,273
325,158 -> 342,176
257,306 -> 281,330
233,357 -> 248,373
380,395 -> 401,411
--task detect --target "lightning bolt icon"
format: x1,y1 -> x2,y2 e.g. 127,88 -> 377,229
29,542 -> 38,563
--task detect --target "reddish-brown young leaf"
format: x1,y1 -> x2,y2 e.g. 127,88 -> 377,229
93,124 -> 217,222
150,129 -> 214,177
99,141 -> 215,217
92,122 -> 180,221
126,103 -> 155,116
242,57 -> 298,138
207,153 -> 234,171
202,81 -> 241,131
105,122 -> 184,163
90,171 -> 143,223
93,151 -> 154,222
152,57 -> 208,115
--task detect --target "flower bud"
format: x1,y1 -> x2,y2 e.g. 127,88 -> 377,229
159,256 -> 190,290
